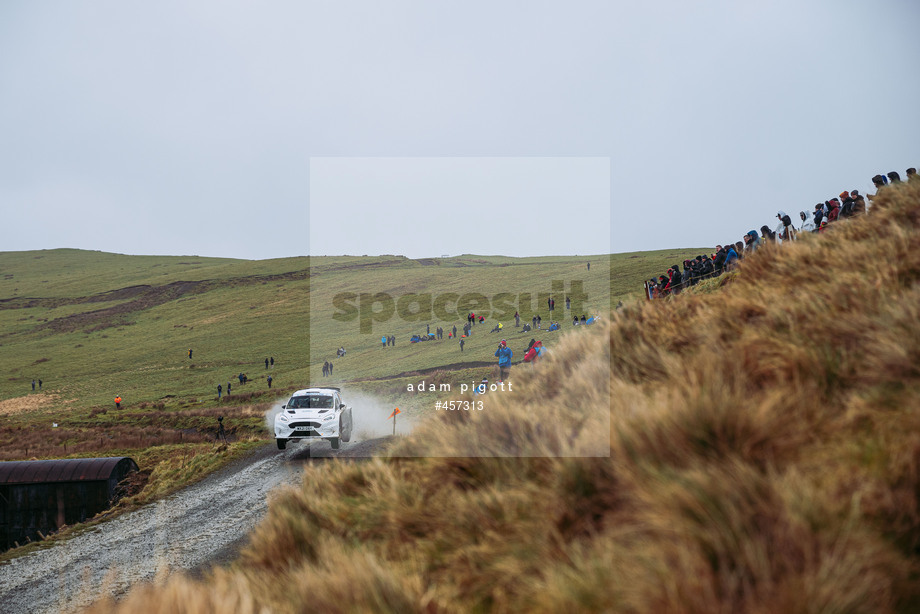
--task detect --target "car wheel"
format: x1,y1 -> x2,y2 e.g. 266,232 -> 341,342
276,438 -> 287,450
341,416 -> 351,443
329,437 -> 340,450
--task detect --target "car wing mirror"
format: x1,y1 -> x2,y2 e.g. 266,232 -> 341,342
281,405 -> 286,409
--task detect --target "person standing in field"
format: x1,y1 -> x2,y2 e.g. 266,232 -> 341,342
38,379 -> 42,390
227,382 -> 231,396
31,379 -> 35,391
265,358 -> 269,369
494,339 -> 513,382
270,357 -> 274,367
188,348 -> 192,359
460,338 -> 465,352
217,385 -> 222,400
115,395 -> 122,409
267,375 -> 273,388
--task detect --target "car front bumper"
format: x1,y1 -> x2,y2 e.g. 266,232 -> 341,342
275,419 -> 340,439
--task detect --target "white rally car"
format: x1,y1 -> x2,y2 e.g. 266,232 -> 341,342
274,387 -> 353,450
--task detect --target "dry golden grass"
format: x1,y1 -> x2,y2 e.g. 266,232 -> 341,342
87,180 -> 920,613
0,393 -> 64,417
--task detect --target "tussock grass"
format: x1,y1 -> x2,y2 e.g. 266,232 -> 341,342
91,180 -> 920,612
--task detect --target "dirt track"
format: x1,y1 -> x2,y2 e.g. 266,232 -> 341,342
0,437 -> 388,614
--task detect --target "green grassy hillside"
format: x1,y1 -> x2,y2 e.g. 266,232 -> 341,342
0,253 -> 311,410
0,248 -> 697,411
85,178 -> 920,613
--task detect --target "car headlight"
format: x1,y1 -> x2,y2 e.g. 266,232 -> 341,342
278,414 -> 289,422
322,414 -> 334,422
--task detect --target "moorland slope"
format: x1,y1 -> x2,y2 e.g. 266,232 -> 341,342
88,178 -> 920,613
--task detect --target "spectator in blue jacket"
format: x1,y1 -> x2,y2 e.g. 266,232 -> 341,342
744,230 -> 762,255
724,243 -> 739,270
495,339 -> 513,382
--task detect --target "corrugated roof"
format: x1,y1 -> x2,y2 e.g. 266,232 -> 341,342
0,457 -> 138,485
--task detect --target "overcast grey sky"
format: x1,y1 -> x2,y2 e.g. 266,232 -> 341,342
309,157 -> 610,257
1,1 -> 917,260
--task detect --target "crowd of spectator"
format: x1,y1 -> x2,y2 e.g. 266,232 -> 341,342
646,168 -> 917,298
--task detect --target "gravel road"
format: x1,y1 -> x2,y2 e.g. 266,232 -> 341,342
0,437 -> 388,614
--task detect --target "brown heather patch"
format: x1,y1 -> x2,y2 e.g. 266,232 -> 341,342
89,180 -> 920,613
0,402 -> 271,461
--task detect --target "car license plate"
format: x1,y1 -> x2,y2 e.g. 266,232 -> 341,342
293,426 -> 310,431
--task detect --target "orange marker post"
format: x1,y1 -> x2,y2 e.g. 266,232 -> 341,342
388,407 -> 401,435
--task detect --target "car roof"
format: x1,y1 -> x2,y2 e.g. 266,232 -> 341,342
290,387 -> 339,396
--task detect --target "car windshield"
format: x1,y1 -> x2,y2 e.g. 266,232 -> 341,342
287,395 -> 334,409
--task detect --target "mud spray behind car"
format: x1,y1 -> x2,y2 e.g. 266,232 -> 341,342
274,387 -> 353,450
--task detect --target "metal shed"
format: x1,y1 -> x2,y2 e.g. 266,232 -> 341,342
0,457 -> 138,551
